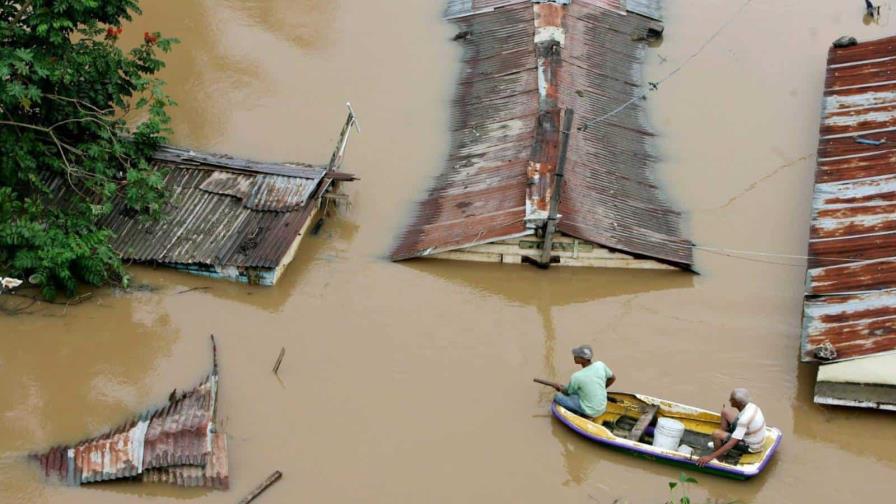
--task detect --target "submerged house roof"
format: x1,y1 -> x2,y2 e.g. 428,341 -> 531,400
392,0 -> 692,269
34,337 -> 229,489
51,111 -> 357,286
801,35 -> 896,411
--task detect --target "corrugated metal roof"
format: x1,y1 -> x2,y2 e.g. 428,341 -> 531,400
803,290 -> 896,362
802,35 -> 896,365
625,0 -> 663,21
444,0 -> 530,19
557,0 -> 688,265
142,432 -> 229,489
33,353 -> 228,489
153,145 -> 324,179
392,0 -> 692,267
49,146 -> 332,271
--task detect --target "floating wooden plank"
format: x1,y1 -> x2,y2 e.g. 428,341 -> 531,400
272,348 -> 286,375
238,471 -> 283,504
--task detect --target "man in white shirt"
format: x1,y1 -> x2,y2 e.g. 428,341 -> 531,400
696,388 -> 766,467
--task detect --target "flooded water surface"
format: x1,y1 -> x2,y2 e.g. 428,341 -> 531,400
2,0 -> 896,502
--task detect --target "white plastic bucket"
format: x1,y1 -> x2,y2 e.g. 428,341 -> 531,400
652,418 -> 685,451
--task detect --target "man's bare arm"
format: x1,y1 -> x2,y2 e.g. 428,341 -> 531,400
696,437 -> 739,467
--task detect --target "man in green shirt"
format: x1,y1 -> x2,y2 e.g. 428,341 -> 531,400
549,345 -> 616,418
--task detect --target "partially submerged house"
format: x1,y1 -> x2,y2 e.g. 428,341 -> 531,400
801,35 -> 896,411
391,0 -> 692,270
34,337 -> 228,489
53,109 -> 358,286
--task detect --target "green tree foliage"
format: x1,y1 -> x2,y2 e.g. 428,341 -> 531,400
0,0 -> 176,299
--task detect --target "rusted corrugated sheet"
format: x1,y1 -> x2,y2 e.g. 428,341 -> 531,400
392,3 -> 535,259
34,373 -> 228,489
802,35 -> 896,365
392,0 -> 692,267
141,376 -> 217,470
802,290 -> 896,362
142,432 -> 229,489
557,0 -> 689,265
49,146 -> 331,271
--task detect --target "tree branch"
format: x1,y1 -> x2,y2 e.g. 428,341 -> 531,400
11,0 -> 34,24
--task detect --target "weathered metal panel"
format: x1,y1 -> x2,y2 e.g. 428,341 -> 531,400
33,371 -> 228,489
142,376 -> 216,470
153,145 -> 325,179
557,0 -> 689,265
392,3 -> 536,260
444,0 -> 530,19
625,0 -> 663,21
393,0 -> 692,267
246,175 -> 319,211
142,432 -> 229,489
199,171 -> 254,199
200,172 -> 318,211
803,36 -> 896,380
802,290 -> 896,362
52,148 -> 331,271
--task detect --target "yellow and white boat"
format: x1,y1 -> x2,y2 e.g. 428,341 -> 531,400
552,392 -> 782,479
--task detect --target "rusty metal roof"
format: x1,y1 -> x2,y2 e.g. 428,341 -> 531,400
48,146 -> 333,270
33,340 -> 228,489
803,290 -> 896,362
142,432 -> 229,489
802,35 -> 896,364
392,0 -> 691,267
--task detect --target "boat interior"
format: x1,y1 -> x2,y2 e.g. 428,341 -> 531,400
579,392 -> 773,466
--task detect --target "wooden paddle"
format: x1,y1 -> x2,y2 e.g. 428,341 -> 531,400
533,378 -> 564,390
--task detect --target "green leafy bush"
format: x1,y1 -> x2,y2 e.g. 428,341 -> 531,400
0,0 -> 176,299
666,473 -> 740,504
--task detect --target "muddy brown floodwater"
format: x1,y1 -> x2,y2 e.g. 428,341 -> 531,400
2,0 -> 896,502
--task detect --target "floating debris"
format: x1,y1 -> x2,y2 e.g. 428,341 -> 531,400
32,336 -> 230,489
238,470 -> 283,504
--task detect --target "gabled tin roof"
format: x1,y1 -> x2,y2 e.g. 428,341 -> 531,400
392,0 -> 692,268
802,35 -> 896,365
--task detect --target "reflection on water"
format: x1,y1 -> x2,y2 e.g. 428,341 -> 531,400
129,216 -> 361,313
0,292 -> 183,499
0,292 -> 176,454
791,363 -> 896,465
221,0 -> 338,49
410,262 -> 695,405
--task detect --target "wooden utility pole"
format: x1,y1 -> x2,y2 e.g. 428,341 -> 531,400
539,108 -> 574,267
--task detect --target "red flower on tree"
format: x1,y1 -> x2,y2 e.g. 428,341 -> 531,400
105,26 -> 123,40
144,32 -> 158,45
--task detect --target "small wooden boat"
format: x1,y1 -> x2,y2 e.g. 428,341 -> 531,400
551,392 -> 782,480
